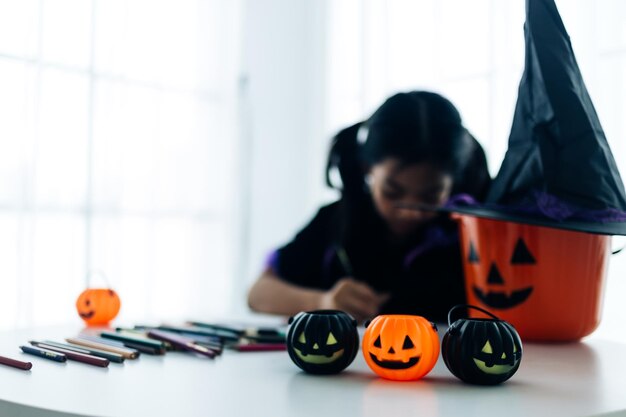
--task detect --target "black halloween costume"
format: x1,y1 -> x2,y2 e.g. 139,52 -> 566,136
268,104 -> 491,323
268,198 -> 466,323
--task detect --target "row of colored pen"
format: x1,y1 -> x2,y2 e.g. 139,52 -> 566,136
9,322 -> 287,370
132,321 -> 287,352
2,333 -> 142,370
17,330 -> 223,368
20,334 -> 145,367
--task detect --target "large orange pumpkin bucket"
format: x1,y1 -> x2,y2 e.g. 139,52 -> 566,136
454,214 -> 611,342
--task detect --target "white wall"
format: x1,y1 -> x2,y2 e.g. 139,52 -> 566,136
237,0 -> 337,309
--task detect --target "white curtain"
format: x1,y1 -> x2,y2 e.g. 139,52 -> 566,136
0,0 -> 242,329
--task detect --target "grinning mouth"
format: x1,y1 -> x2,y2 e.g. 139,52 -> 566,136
473,286 -> 533,309
472,358 -> 516,375
295,348 -> 345,364
370,353 -> 420,370
79,311 -> 95,319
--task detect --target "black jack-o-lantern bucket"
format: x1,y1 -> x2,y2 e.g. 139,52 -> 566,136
454,214 -> 611,342
286,310 -> 359,374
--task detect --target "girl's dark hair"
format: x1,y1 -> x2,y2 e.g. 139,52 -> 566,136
326,91 -> 491,203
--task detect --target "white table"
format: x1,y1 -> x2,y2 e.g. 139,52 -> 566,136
1,325 -> 626,417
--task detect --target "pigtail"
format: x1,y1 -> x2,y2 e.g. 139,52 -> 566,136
451,132 -> 492,201
325,122 -> 366,200
325,121 -> 377,247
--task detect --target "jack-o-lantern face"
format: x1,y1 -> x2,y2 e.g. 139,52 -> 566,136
369,333 -> 420,370
472,340 -> 519,375
76,288 -> 121,326
293,330 -> 344,364
469,238 -> 535,309
442,307 -> 523,385
287,310 -> 359,374
456,214 -> 612,341
362,315 -> 439,381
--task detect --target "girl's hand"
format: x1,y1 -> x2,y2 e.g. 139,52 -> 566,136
318,278 -> 390,323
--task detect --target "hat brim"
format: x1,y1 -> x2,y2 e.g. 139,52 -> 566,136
398,204 -> 626,236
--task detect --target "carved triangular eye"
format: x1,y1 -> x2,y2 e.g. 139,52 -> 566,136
511,238 -> 536,264
468,241 -> 480,263
373,335 -> 382,348
402,335 -> 414,350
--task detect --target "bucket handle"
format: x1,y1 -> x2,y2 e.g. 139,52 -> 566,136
448,304 -> 501,327
612,236 -> 626,255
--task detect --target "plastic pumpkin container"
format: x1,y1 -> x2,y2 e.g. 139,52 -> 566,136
442,304 -> 522,385
286,310 -> 359,374
362,315 -> 439,381
455,214 -> 611,341
76,288 -> 121,326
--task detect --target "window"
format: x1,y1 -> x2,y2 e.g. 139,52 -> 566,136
0,0 -> 242,328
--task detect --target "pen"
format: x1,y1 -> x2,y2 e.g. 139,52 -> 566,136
169,324 -> 239,341
42,340 -> 124,363
240,334 -> 286,343
183,322 -> 286,342
115,329 -> 174,351
76,334 -> 131,348
229,343 -> 287,352
194,341 -> 224,354
247,327 -> 286,337
337,246 -> 354,276
29,341 -> 109,367
136,325 -> 225,344
101,330 -> 167,348
20,345 -> 67,363
100,331 -> 167,354
153,332 -> 223,353
0,354 -> 32,370
66,337 -> 139,359
82,334 -> 162,355
185,322 -> 244,336
120,341 -> 164,355
147,330 -> 217,358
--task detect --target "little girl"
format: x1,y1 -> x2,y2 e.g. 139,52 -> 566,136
247,91 -> 491,322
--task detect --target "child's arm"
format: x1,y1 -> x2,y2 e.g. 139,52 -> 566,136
247,268 -> 324,315
247,268 -> 388,322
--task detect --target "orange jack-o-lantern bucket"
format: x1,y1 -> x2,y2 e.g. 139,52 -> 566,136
454,214 -> 611,342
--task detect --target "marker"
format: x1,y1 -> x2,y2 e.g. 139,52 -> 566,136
115,329 -> 174,351
147,330 -> 217,358
185,322 -> 287,344
185,322 -> 244,336
229,343 -> 287,352
41,341 -> 124,363
336,246 -> 354,276
0,354 -> 32,370
100,331 -> 167,354
81,333 -> 161,355
20,345 -> 67,363
29,342 -> 109,367
66,337 -> 139,359
82,335 -> 162,355
135,325 -> 225,344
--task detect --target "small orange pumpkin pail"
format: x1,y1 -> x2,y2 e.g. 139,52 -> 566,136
76,288 -> 121,326
362,315 -> 439,381
454,214 -> 611,342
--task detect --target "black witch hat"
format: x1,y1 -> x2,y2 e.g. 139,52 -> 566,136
409,0 -> 626,235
